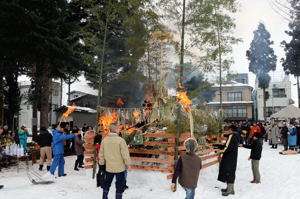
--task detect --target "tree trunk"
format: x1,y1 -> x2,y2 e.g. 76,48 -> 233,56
0,73 -> 4,126
297,76 -> 300,108
68,75 -> 71,105
39,62 -> 51,128
60,78 -> 63,106
32,64 -> 38,141
263,87 -> 266,121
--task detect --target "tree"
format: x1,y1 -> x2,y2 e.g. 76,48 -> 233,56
281,0 -> 300,107
0,0 -> 85,135
247,23 -> 277,121
82,0 -> 155,107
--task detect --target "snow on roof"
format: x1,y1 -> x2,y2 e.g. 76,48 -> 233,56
212,81 -> 253,89
56,105 -> 97,113
207,101 -> 254,105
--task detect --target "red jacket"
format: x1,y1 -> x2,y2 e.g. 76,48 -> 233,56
250,126 -> 261,137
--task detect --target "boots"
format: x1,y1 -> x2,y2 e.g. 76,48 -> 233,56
102,191 -> 109,199
222,183 -> 235,196
116,193 -> 122,199
47,166 -> 50,171
39,165 -> 43,171
124,181 -> 129,190
74,160 -> 79,171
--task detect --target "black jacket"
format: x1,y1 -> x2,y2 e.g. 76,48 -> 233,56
218,132 -> 239,184
244,138 -> 263,160
37,130 -> 53,147
281,126 -> 288,139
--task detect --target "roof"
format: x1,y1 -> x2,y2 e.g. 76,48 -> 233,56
68,90 -> 89,95
270,104 -> 300,119
55,105 -> 97,114
207,101 -> 254,105
212,81 -> 253,89
70,93 -> 97,102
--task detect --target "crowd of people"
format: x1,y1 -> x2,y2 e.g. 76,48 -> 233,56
1,120 -> 300,198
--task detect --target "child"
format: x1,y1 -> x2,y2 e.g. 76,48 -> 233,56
171,138 -> 202,199
74,130 -> 85,171
243,132 -> 263,184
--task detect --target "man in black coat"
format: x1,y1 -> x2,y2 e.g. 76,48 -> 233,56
218,125 -> 239,196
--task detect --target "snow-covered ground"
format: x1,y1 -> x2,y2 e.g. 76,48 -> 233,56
1,142 -> 300,199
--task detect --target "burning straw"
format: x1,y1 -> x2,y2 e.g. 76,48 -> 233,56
176,83 -> 194,138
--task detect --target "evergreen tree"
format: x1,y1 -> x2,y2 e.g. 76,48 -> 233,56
281,0 -> 300,107
247,23 -> 277,121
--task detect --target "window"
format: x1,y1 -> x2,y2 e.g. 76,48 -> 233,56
53,90 -> 59,96
53,104 -> 58,110
27,105 -> 30,110
227,92 -> 242,101
266,106 -> 284,117
272,88 -> 286,98
224,106 -> 247,118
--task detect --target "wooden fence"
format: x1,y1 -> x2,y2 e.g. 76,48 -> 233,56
83,131 -> 221,179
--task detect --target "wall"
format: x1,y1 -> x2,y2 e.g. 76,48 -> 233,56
256,79 -> 292,121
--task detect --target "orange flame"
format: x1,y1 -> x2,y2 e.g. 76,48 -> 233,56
98,112 -> 118,133
126,127 -> 136,134
177,84 -> 192,112
133,109 -> 141,119
63,104 -> 77,118
116,98 -> 124,106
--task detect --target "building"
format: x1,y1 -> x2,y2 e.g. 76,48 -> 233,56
256,75 -> 293,121
18,81 -> 62,131
207,81 -> 254,121
55,105 -> 97,128
231,73 -> 249,84
69,92 -> 97,109
68,90 -> 90,101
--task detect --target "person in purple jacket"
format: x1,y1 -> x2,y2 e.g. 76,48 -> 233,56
42,124 -> 75,181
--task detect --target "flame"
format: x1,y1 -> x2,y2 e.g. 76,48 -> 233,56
177,84 -> 192,112
63,104 -> 77,118
116,98 -> 124,106
133,109 -> 141,119
98,112 -> 118,133
126,127 -> 136,134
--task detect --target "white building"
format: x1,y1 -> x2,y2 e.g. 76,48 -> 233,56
256,75 -> 293,121
18,81 -> 62,131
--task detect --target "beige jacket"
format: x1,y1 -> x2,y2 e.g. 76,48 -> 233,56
99,133 -> 131,173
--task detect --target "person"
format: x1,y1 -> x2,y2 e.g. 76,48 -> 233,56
287,123 -> 297,150
74,130 -> 85,171
64,124 -> 71,152
99,123 -> 131,199
296,122 -> 300,152
0,127 -> 4,189
42,124 -> 75,181
171,138 -> 202,199
82,123 -> 88,133
242,132 -> 263,184
281,122 -> 289,151
250,123 -> 261,138
18,126 -> 29,152
269,122 -> 280,149
37,127 -> 53,171
217,125 -> 240,196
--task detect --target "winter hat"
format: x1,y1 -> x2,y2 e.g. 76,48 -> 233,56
184,138 -> 198,154
253,132 -> 261,139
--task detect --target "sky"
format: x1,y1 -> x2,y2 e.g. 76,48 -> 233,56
230,0 -> 298,104
19,0 -> 297,105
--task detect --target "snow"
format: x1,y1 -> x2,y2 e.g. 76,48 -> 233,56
1,142 -> 300,199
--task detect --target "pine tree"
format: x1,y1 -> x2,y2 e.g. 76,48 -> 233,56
281,0 -> 300,107
247,23 -> 277,121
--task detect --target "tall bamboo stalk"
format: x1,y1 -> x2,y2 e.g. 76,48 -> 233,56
174,0 -> 186,192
